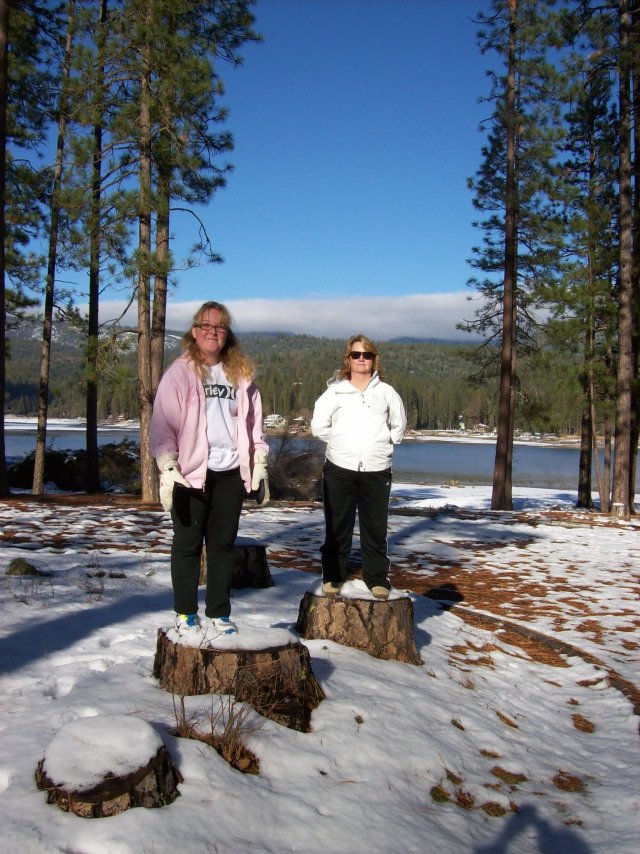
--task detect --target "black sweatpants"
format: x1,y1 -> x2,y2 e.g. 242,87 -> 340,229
170,468 -> 245,618
320,459 -> 392,590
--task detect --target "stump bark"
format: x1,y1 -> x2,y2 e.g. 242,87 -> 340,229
153,631 -> 325,732
199,539 -> 273,588
35,716 -> 180,817
296,592 -> 422,665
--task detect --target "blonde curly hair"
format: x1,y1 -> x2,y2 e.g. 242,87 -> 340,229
181,301 -> 255,386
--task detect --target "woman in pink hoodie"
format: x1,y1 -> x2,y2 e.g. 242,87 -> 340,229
151,301 -> 269,644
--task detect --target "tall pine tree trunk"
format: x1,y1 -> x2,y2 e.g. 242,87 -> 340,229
33,1 -> 76,495
0,0 -> 8,498
611,0 -> 634,518
628,2 -> 640,510
492,0 -> 518,512
137,1 -> 155,501
578,299 -> 596,509
150,132 -> 170,396
85,0 -> 108,494
148,143 -> 170,505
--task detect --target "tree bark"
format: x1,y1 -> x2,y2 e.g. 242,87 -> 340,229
137,1 -> 155,502
0,0 -> 9,498
35,714 -> 180,817
199,540 -> 274,588
85,0 -> 108,494
611,0 -> 634,518
153,633 -> 324,732
296,592 -> 422,665
36,745 -> 179,817
491,0 -> 518,512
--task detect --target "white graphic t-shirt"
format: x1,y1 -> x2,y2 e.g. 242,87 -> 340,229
203,364 -> 239,471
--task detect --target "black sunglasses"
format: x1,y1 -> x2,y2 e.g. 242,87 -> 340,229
349,351 -> 375,360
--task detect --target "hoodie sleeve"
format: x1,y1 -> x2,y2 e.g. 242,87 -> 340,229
150,362 -> 187,457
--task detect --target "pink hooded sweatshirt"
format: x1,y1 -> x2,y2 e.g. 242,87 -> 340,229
150,354 -> 269,493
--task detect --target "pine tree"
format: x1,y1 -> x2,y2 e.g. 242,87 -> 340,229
467,0 -> 563,510
33,0 -> 76,495
1,0 -> 61,496
104,0 -> 257,500
539,2 -> 619,510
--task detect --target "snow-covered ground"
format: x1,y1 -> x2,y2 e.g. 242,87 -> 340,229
0,484 -> 638,853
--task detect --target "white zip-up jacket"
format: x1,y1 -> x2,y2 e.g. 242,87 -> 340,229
311,372 -> 407,472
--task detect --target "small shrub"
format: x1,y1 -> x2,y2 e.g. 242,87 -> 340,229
171,695 -> 261,775
267,433 -> 324,501
6,558 -> 49,577
7,440 -> 141,494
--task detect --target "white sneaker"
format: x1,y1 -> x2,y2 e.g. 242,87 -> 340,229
202,616 -> 238,643
174,613 -> 201,635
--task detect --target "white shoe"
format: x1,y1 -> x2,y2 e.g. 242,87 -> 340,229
202,616 -> 238,643
174,613 -> 201,635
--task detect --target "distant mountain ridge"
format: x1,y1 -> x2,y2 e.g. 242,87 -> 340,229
7,317 -> 474,350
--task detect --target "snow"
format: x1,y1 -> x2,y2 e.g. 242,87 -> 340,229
0,483 -> 638,853
41,715 -> 164,790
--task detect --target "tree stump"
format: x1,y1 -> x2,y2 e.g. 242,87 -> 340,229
35,715 -> 180,817
153,631 -> 325,732
198,538 -> 273,588
296,590 -> 422,665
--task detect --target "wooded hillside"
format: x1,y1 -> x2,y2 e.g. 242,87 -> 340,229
5,322 -> 583,435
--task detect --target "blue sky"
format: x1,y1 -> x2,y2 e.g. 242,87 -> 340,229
104,0 -> 497,340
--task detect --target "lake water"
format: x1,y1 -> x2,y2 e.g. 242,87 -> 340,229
5,421 -> 636,491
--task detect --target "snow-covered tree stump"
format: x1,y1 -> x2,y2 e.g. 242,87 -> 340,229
198,538 -> 273,588
153,631 -> 325,732
35,715 -> 180,818
296,591 -> 422,665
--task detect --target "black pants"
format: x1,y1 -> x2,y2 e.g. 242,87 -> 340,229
320,459 -> 392,590
170,468 -> 245,618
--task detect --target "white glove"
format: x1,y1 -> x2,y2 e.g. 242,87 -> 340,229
156,452 -> 190,512
251,450 -> 270,506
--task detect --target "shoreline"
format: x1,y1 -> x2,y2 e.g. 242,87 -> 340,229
4,416 -> 582,448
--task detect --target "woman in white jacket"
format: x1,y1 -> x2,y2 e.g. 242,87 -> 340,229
311,335 -> 406,599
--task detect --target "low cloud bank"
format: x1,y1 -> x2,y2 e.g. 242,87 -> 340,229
95,292 -> 482,342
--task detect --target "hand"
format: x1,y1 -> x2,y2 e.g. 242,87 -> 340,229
251,450 -> 270,506
156,453 -> 190,512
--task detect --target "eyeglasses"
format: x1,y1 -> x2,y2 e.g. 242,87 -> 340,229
349,351 -> 375,360
194,323 -> 228,334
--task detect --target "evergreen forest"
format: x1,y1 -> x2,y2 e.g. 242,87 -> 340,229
5,321 -> 584,436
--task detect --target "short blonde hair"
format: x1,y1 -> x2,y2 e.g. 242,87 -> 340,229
337,334 -> 385,381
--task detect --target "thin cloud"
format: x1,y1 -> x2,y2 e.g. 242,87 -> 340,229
96,292 -> 482,342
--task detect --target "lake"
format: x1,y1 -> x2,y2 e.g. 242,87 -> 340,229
5,420 -> 636,491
